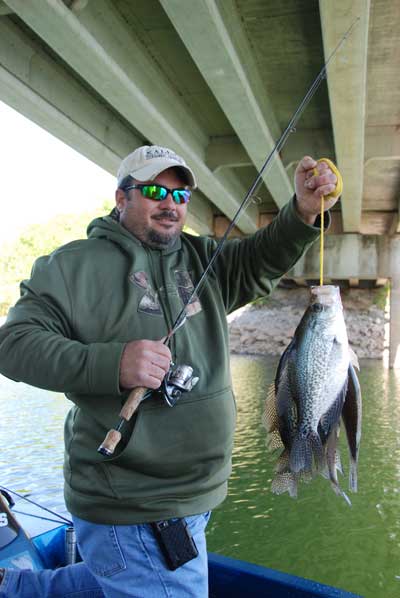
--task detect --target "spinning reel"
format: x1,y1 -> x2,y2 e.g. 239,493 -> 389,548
157,363 -> 199,407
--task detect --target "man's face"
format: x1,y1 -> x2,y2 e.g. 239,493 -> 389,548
115,168 -> 189,249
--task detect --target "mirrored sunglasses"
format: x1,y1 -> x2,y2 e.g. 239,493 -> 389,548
124,184 -> 191,205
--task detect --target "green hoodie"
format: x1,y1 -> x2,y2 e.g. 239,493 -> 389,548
0,199 -> 321,524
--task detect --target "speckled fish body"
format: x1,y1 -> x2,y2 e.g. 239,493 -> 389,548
264,285 -> 361,504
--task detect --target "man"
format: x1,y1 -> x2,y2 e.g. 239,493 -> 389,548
0,145 -> 340,597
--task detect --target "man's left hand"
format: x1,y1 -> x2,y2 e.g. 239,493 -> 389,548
294,156 -> 341,225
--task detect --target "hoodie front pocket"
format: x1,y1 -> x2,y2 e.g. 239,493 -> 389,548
98,389 -> 236,500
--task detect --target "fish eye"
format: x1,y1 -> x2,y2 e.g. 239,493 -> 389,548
312,303 -> 323,312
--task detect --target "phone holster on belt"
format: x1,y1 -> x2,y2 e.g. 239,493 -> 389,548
151,518 -> 199,570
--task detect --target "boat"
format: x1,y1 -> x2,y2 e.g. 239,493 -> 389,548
0,489 -> 362,597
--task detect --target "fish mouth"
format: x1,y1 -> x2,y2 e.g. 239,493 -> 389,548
310,285 -> 342,307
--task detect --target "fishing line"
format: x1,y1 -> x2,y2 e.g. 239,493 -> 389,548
320,197 -> 324,285
11,510 -> 70,525
0,485 -> 72,525
316,156 -> 344,286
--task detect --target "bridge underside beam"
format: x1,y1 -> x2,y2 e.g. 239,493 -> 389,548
288,234 -> 394,279
4,0 -> 258,234
160,0 -> 293,208
319,0 -> 370,233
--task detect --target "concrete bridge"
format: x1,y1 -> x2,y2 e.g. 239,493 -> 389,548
1,0 -> 400,365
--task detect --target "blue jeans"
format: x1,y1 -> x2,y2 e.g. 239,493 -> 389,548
0,512 -> 210,598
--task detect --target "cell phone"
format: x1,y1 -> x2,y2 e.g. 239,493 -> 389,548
151,518 -> 199,571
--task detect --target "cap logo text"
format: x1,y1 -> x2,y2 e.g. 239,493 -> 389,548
145,147 -> 184,164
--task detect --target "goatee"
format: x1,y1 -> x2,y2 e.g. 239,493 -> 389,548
147,229 -> 179,249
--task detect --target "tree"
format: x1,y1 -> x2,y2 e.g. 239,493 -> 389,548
0,201 -> 113,316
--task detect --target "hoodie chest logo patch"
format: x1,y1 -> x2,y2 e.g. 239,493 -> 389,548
129,271 -> 162,315
129,270 -> 202,317
174,270 -> 202,317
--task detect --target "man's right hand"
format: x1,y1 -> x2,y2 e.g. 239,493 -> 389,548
119,340 -> 171,390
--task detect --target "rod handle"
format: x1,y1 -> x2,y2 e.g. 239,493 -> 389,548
97,428 -> 122,456
120,386 -> 147,420
97,386 -> 147,456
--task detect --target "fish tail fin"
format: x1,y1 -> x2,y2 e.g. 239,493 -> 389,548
323,450 -> 343,479
290,430 -> 323,474
322,454 -> 343,479
266,430 -> 284,452
336,449 -> 344,476
271,450 -> 298,498
330,480 -> 352,506
349,459 -> 358,493
271,471 -> 298,499
275,449 -> 290,473
325,435 -> 352,506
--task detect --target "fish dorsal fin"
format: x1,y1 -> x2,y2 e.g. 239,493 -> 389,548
348,345 -> 360,370
275,337 -> 296,389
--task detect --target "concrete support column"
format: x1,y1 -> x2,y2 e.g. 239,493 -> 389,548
389,236 -> 400,368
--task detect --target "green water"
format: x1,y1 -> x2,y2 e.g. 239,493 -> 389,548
207,356 -> 400,598
1,356 -> 399,598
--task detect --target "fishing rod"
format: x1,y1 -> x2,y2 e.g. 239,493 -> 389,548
0,485 -> 72,525
0,485 -> 77,564
98,16 -> 360,457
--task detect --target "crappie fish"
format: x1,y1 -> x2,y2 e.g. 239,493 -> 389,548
264,285 -> 361,505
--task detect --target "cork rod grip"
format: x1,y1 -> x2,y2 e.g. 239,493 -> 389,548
120,386 -> 147,420
97,386 -> 147,456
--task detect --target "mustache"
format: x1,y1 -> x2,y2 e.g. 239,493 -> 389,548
152,211 -> 179,222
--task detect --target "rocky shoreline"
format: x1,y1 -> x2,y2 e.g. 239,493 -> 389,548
1,289 -> 387,361
228,287 -> 387,360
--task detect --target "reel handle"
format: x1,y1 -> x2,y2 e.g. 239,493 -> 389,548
97,386 -> 146,456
